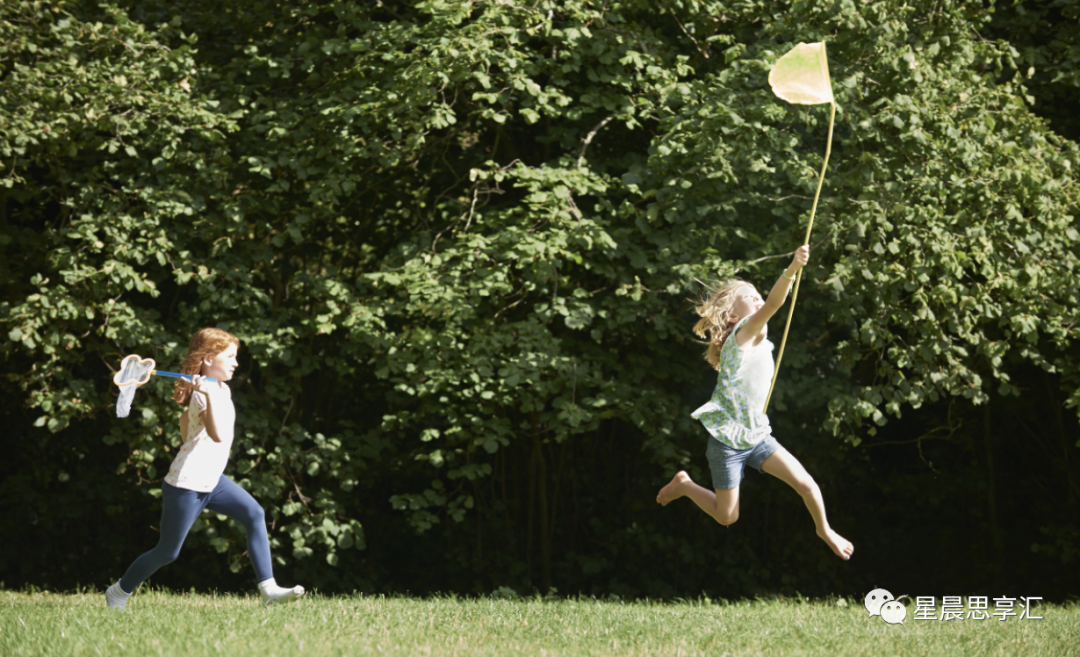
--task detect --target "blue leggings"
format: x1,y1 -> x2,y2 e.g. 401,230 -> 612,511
119,476 -> 273,593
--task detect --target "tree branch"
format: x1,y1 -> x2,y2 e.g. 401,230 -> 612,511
577,116 -> 614,167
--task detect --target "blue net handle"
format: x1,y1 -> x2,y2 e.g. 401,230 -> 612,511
114,355 -> 218,419
154,370 -> 217,383
114,355 -> 219,386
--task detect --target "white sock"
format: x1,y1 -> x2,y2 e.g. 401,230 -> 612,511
105,581 -> 131,610
258,578 -> 305,606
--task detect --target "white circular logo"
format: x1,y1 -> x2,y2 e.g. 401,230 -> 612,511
864,588 -> 894,617
881,600 -> 907,625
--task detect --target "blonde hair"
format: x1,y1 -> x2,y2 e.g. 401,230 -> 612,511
172,327 -> 240,405
693,280 -> 752,370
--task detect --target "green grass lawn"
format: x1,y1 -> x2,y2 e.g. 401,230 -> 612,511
2,589 -> 1077,656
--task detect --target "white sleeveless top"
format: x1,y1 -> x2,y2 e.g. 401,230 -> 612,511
691,316 -> 774,449
164,385 -> 235,492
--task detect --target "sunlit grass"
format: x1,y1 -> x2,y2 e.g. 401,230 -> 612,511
2,589 -> 1077,656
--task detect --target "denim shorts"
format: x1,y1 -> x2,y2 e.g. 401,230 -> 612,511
705,434 -> 783,490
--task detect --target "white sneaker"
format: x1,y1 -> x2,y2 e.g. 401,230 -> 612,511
105,581 -> 130,610
258,579 -> 306,606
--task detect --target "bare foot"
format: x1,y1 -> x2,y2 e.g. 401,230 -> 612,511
817,527 -> 854,560
657,471 -> 691,506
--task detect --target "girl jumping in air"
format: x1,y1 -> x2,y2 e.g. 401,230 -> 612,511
657,245 -> 854,560
106,328 -> 306,608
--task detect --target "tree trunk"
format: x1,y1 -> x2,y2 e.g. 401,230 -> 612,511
532,433 -> 551,593
984,403 -> 1004,571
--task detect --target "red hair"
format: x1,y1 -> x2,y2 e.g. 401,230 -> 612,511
172,327 -> 240,405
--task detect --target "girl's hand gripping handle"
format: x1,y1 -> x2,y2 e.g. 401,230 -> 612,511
785,245 -> 810,279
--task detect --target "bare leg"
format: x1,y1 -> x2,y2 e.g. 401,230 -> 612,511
761,449 -> 854,560
657,471 -> 740,525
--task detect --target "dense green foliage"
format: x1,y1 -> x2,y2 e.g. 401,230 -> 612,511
987,0 -> 1080,141
2,0 -> 1078,600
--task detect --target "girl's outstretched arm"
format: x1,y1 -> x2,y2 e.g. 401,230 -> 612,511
191,375 -> 231,443
739,245 -> 810,343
